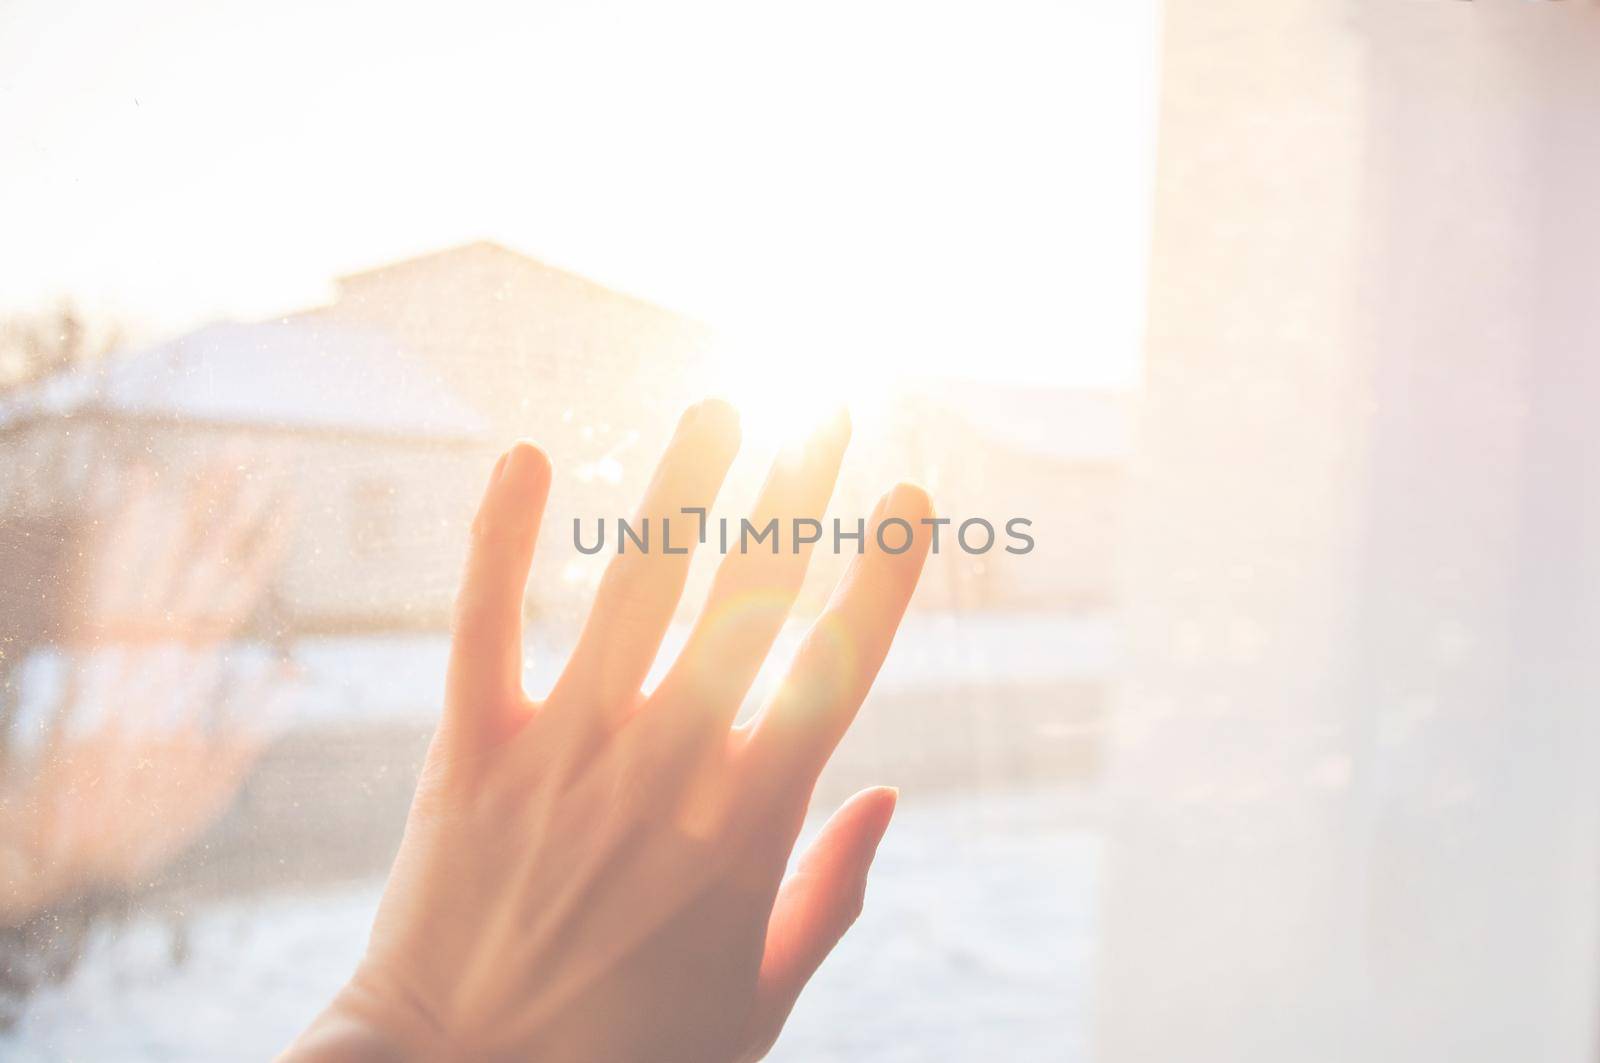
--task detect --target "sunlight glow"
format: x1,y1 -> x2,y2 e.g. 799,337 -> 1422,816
710,332 -> 896,453
0,0 -> 1159,389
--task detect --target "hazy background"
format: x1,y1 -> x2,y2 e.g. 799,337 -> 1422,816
1,0 -> 1159,389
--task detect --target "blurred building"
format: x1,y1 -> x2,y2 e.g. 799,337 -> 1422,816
0,236 -> 1132,646
297,242 -> 1131,617
889,379 -> 1130,612
299,241 -> 717,448
0,318 -> 487,635
3,241 -> 1130,632
0,243 -> 722,635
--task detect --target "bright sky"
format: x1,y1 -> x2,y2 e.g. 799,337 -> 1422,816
1,0 -> 1159,388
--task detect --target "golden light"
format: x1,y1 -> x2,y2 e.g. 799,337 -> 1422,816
708,330 -> 898,454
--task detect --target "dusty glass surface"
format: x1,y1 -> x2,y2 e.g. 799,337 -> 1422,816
4,2 -> 1597,1061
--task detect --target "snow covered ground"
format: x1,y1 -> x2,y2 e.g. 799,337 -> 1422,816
285,610 -> 1116,727
2,787 -> 1099,1062
8,610 -> 1114,743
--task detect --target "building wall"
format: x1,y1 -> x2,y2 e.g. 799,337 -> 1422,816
306,242 -> 717,451
0,417 -> 485,634
252,429 -> 484,630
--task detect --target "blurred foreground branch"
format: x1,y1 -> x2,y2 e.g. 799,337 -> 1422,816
0,303 -> 122,394
0,458 -> 295,1020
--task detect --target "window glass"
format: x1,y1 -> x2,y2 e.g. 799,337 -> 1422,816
5,2 -> 1595,1061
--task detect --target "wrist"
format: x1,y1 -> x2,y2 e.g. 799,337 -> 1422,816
281,968 -> 454,1063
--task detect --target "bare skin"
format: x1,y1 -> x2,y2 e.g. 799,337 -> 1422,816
283,400 -> 933,1062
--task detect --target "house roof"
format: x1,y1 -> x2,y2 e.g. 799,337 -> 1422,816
335,239 -> 531,287
333,239 -> 700,329
0,318 -> 488,441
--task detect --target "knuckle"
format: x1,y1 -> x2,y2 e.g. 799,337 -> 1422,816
846,886 -> 868,927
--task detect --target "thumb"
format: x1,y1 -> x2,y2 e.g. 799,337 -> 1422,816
745,786 -> 898,1059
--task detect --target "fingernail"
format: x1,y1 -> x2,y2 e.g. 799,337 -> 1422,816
882,481 -> 931,518
686,397 -> 741,446
490,448 -> 513,484
507,439 -> 544,469
868,787 -> 898,857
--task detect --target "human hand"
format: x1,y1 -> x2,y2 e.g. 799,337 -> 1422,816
286,400 -> 932,1062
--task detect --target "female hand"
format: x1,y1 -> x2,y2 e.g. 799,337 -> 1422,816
286,400 -> 932,1062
